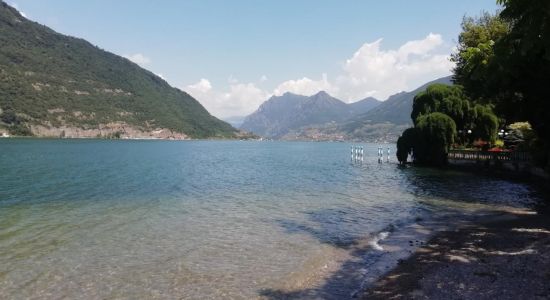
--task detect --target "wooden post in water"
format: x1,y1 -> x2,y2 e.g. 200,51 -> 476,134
351,145 -> 364,164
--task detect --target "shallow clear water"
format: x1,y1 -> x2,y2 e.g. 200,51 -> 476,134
0,139 -> 542,299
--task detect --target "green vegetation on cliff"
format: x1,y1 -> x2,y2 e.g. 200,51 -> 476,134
0,2 -> 236,138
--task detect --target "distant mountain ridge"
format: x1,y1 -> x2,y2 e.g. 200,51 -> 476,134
348,97 -> 381,113
0,2 -> 237,139
241,76 -> 453,142
336,76 -> 453,142
223,116 -> 247,128
240,91 -> 381,138
350,76 -> 453,125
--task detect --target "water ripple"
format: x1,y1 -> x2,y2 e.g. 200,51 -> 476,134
0,139 -> 542,299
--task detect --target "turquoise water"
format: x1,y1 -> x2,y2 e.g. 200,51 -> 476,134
0,139 -> 542,299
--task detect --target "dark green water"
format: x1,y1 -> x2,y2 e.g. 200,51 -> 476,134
0,139 -> 542,299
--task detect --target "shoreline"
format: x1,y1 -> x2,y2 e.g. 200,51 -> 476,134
360,206 -> 550,299
259,206 -> 528,299
259,219 -> 450,299
0,136 -> 256,141
447,158 -> 550,182
259,171 -> 550,300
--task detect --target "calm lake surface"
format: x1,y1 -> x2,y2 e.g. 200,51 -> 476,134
0,139 -> 543,299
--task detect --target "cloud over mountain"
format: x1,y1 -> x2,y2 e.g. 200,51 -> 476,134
185,33 -> 454,118
336,33 -> 454,101
123,53 -> 151,66
185,79 -> 268,118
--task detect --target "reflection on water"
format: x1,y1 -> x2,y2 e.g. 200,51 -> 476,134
0,140 -> 543,299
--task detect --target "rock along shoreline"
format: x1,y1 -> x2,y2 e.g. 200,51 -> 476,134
360,207 -> 550,299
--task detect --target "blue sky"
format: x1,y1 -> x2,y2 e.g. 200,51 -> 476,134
11,1 -> 500,118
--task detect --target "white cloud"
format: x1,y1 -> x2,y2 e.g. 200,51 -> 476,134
397,33 -> 443,62
187,78 -> 212,93
185,79 -> 268,118
182,33 -> 455,118
9,2 -> 27,18
273,73 -> 337,96
336,33 -> 454,101
123,53 -> 151,66
155,73 -> 166,80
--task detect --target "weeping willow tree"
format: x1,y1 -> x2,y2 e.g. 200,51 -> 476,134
414,113 -> 457,165
397,84 -> 497,166
397,113 -> 456,166
396,128 -> 419,164
411,84 -> 470,130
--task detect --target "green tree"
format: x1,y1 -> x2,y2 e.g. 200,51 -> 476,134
411,83 -> 498,144
396,127 -> 419,164
496,0 -> 550,166
0,109 -> 19,125
396,112 -> 457,166
471,104 -> 499,144
414,113 -> 457,166
8,123 -> 33,136
411,84 -> 471,130
453,0 -> 550,167
397,82 -> 499,166
451,12 -> 510,103
0,108 -> 33,136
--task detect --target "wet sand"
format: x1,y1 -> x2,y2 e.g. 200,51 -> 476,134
259,215 -> 475,299
361,209 -> 550,299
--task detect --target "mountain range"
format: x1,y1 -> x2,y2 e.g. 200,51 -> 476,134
0,1 -> 453,142
240,91 -> 381,138
240,76 -> 452,142
0,2 -> 237,139
349,76 -> 453,125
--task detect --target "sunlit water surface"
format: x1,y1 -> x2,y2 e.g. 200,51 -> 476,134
0,140 -> 542,299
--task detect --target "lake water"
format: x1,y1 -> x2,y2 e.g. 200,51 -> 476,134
0,139 -> 543,299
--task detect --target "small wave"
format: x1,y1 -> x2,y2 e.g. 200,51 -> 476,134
368,231 -> 390,251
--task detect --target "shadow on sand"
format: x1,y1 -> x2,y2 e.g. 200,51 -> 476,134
258,207 -> 450,299
362,208 -> 550,299
258,169 -> 549,299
